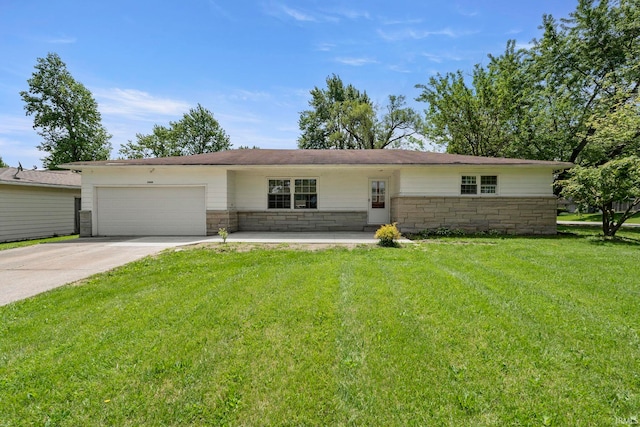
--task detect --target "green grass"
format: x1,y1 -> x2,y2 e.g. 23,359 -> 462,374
1,233 -> 639,425
558,211 -> 640,224
0,234 -> 78,251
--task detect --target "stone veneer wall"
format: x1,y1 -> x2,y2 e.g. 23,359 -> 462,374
391,197 -> 558,235
237,211 -> 368,232
206,210 -> 238,235
79,210 -> 92,237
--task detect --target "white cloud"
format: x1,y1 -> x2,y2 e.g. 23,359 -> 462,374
94,88 -> 191,119
44,36 -> 77,44
389,64 -> 412,73
265,2 -> 339,23
208,1 -> 234,21
515,42 -> 535,50
329,7 -> 370,20
282,5 -> 316,22
456,5 -> 479,17
377,27 -> 477,42
335,57 -> 378,66
422,52 -> 463,63
381,18 -> 423,26
229,90 -> 272,102
316,43 -> 335,52
0,115 -> 33,135
0,135 -> 43,169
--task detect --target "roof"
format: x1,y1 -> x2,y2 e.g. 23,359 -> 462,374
0,167 -> 81,189
61,149 -> 573,168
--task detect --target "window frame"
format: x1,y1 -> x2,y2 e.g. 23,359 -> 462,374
267,177 -> 318,210
460,174 -> 499,196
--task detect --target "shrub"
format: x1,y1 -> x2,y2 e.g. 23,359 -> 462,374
375,223 -> 401,247
218,227 -> 228,243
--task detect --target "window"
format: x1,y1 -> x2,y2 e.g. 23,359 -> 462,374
371,180 -> 386,208
294,179 -> 317,209
268,179 -> 290,209
481,175 -> 497,194
461,176 -> 477,194
268,178 -> 317,209
461,175 -> 497,195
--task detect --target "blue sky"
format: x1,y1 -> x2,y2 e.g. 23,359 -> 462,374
1,0 -> 577,168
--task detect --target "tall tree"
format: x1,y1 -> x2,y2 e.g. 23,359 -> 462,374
416,41 -> 529,157
298,74 -> 423,150
119,104 -> 231,159
531,0 -> 640,165
0,156 -> 8,168
417,0 -> 640,165
20,53 -> 111,169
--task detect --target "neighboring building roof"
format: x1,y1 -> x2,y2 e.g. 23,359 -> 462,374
0,167 -> 81,189
61,149 -> 573,168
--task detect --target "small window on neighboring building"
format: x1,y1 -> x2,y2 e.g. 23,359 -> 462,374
461,176 -> 477,194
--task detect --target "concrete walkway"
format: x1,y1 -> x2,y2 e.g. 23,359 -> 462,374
0,232 -> 397,306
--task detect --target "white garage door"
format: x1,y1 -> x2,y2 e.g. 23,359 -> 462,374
96,187 -> 206,236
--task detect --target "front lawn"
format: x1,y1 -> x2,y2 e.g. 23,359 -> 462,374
1,233 -> 639,425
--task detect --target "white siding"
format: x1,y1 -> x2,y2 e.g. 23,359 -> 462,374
234,167 -> 393,211
80,166 -> 228,211
397,166 -> 555,197
227,170 -> 236,210
0,185 -> 79,242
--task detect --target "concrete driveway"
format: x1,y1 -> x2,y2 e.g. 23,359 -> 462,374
0,232 -> 392,306
0,236 -> 218,306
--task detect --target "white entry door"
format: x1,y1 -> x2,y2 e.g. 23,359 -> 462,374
368,179 -> 389,224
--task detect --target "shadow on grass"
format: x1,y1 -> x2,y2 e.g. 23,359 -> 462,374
554,226 -> 640,247
406,226 -> 640,247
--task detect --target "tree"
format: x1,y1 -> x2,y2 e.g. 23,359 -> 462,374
119,104 -> 230,159
298,74 -> 423,150
20,53 -> 111,169
530,0 -> 640,165
416,0 -> 640,165
416,41 -> 530,157
0,156 -> 8,168
560,156 -> 640,237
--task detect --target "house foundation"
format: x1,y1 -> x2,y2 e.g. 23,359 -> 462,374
79,210 -> 92,237
237,210 -> 368,232
206,210 -> 238,235
391,196 -> 558,235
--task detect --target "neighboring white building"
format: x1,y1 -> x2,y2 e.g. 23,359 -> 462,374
62,149 -> 572,237
0,167 -> 81,243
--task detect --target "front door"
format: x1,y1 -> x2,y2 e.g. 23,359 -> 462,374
368,179 -> 389,224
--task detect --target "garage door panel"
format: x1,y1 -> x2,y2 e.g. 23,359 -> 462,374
97,187 -> 206,236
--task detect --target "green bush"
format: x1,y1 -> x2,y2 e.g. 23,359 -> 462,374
374,223 -> 402,247
218,227 -> 229,243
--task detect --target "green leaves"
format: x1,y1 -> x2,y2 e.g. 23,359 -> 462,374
560,156 -> 640,236
416,41 -> 531,158
119,104 -> 230,159
417,0 -> 640,165
20,53 -> 112,169
298,75 -> 423,150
